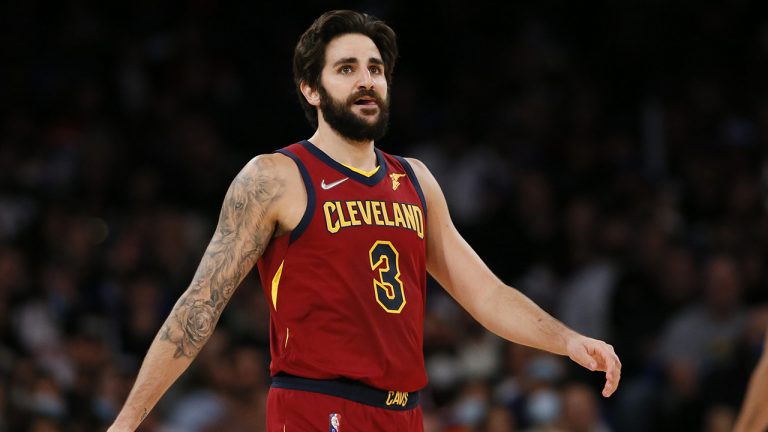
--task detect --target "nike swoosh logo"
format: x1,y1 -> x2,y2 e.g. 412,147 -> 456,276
321,177 -> 349,190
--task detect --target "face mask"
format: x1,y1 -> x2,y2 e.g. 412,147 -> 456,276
31,393 -> 66,418
526,355 -> 564,383
93,397 -> 117,421
526,388 -> 561,425
454,395 -> 488,426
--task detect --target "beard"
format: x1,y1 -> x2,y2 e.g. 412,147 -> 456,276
318,85 -> 390,142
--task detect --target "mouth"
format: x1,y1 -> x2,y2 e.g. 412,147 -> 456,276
353,96 -> 378,106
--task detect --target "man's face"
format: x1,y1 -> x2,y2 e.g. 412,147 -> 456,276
316,33 -> 390,141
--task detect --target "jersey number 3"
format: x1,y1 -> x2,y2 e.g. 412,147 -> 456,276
369,241 -> 406,313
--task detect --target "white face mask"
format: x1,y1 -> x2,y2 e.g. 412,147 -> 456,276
31,393 -> 67,418
454,395 -> 488,426
93,396 -> 117,421
526,388 -> 561,425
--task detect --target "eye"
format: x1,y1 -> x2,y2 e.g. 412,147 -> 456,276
369,65 -> 383,74
339,65 -> 353,74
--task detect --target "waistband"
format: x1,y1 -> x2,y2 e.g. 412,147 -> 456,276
270,373 -> 420,411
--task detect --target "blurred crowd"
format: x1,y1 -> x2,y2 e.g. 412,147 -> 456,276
1,1 -> 768,431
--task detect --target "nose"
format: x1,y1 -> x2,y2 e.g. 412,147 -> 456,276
357,68 -> 374,90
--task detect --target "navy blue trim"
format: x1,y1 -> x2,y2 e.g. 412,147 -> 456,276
271,374 -> 420,411
275,149 -> 315,244
393,155 -> 427,219
299,140 -> 387,187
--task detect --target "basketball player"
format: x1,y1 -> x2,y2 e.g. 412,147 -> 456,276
108,10 -> 621,431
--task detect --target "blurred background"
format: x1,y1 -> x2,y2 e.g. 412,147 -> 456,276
1,1 -> 768,431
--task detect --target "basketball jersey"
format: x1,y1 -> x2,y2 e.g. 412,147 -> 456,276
257,140 -> 428,392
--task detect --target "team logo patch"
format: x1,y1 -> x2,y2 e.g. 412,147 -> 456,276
329,413 -> 341,432
390,173 -> 406,190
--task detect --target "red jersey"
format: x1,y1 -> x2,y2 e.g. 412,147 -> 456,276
257,141 -> 428,392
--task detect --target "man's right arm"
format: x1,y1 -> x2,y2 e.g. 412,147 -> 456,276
108,155 -> 286,431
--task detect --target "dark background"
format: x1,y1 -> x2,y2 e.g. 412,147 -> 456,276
1,1 -> 767,431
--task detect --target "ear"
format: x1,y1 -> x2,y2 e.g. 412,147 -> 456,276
300,81 -> 320,107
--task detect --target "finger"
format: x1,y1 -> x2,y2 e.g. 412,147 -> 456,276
584,343 -> 616,396
603,367 -> 619,397
571,343 -> 599,371
598,348 -> 621,397
603,369 -> 621,397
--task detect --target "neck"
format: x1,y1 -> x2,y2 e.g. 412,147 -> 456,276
308,121 -> 377,171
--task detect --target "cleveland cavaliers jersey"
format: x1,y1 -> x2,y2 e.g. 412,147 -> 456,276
257,140 -> 428,392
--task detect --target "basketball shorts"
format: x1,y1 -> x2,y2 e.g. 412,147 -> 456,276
266,374 -> 423,431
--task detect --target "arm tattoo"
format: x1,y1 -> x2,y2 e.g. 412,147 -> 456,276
140,408 -> 148,422
160,157 -> 283,358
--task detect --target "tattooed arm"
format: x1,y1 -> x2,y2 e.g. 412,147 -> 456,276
108,154 -> 295,431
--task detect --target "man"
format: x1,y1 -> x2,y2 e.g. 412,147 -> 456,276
108,10 -> 621,431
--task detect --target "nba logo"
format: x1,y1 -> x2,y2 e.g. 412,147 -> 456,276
329,413 -> 341,432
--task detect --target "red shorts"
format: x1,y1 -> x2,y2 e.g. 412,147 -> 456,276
266,387 -> 424,431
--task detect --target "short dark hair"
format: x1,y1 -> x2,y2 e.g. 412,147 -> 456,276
293,10 -> 398,128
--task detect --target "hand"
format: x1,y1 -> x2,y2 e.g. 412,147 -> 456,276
565,335 -> 622,397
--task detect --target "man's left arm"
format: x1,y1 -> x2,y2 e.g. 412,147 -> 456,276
409,158 -> 621,397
